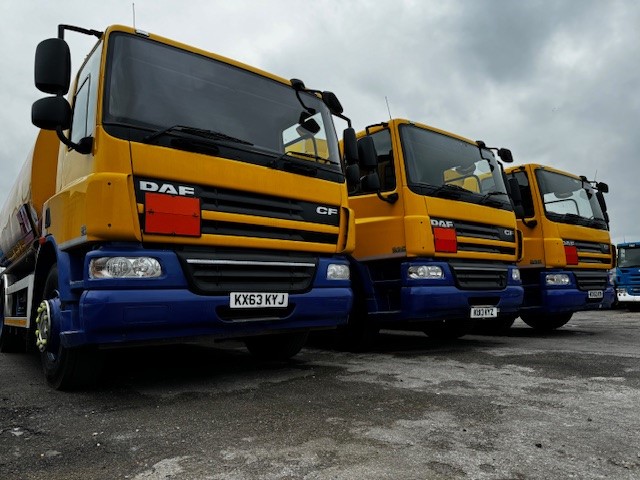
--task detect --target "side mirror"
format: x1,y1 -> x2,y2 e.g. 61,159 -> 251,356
322,91 -> 343,116
597,182 -> 609,193
361,172 -> 380,192
357,136 -> 378,169
32,96 -> 71,130
596,190 -> 608,214
343,128 -> 358,165
35,38 -> 71,95
346,164 -> 360,190
508,177 -> 523,205
297,118 -> 321,136
514,205 -> 526,219
498,148 -> 514,163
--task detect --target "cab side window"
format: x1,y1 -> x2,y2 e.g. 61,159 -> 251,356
371,129 -> 396,192
70,43 -> 101,145
350,128 -> 396,197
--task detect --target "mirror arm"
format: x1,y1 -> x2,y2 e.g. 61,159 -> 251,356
55,127 -> 93,154
377,191 -> 399,204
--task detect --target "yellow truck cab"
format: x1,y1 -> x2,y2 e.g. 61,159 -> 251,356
343,118 -> 523,344
0,24 -> 359,389
505,163 -> 614,330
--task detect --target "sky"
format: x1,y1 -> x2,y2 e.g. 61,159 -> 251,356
0,0 -> 638,245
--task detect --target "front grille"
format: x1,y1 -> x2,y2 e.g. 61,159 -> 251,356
455,220 -> 513,241
135,176 -> 341,247
617,269 -> 640,283
450,220 -> 516,256
574,240 -> 610,254
200,220 -> 337,244
573,270 -> 609,291
177,249 -> 317,295
449,262 -> 509,290
567,239 -> 611,265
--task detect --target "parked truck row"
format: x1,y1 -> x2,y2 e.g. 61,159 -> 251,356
0,24 -> 616,389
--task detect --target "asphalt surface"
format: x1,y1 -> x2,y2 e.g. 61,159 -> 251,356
1,309 -> 639,479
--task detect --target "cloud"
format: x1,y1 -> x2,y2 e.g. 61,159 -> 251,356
0,0 -> 638,243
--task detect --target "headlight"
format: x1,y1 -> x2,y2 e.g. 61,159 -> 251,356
408,265 -> 444,279
511,268 -> 521,282
327,263 -> 350,280
545,273 -> 570,286
89,257 -> 162,279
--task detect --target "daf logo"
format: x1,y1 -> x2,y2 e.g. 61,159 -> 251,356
139,181 -> 195,196
430,219 -> 454,228
316,206 -> 338,216
563,240 -> 575,246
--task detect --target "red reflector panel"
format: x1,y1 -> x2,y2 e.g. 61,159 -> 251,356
564,245 -> 579,265
434,227 -> 457,253
144,192 -> 201,237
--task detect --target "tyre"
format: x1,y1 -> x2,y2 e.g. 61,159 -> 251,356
423,319 -> 476,339
37,264 -> 102,390
0,278 -> 27,353
520,312 -> 573,331
245,331 -> 309,361
472,314 -> 517,335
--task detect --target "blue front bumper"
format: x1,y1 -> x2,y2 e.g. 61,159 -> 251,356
365,260 -> 523,323
56,246 -> 352,348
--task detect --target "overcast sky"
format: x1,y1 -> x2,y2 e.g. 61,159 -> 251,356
1,0 -> 638,245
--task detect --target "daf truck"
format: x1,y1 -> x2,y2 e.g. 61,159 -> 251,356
0,24 -> 359,389
343,119 -> 523,345
504,163 -> 615,330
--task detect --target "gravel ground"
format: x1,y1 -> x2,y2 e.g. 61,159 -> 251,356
1,308 -> 639,479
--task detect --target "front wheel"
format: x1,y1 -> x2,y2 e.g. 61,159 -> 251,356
423,319 -> 476,340
520,312 -> 573,331
37,265 -> 102,390
245,331 -> 309,361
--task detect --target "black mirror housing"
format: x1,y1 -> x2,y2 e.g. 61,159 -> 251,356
361,172 -> 381,192
357,136 -> 378,169
35,38 -> 71,95
346,164 -> 360,189
597,182 -> 609,193
322,91 -> 343,116
343,128 -> 358,165
32,96 -> 71,130
498,148 -> 514,163
508,177 -> 523,204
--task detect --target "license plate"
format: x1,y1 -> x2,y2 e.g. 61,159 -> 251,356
230,292 -> 288,308
471,306 -> 498,318
588,290 -> 604,299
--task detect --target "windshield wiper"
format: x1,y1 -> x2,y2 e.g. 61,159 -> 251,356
268,151 -> 320,177
143,125 -> 253,146
479,191 -> 510,206
429,183 -> 472,198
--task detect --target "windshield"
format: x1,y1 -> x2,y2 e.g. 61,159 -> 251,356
535,169 -> 607,228
399,124 -> 511,210
618,246 -> 640,268
102,32 -> 341,172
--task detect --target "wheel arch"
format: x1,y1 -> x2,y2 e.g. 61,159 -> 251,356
31,238 -> 73,322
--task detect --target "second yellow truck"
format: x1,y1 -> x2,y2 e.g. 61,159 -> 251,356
343,118 -> 523,345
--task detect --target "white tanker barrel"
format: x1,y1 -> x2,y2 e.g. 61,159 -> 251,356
0,130 -> 59,268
